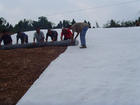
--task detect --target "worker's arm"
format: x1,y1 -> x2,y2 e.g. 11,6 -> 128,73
41,34 -> 45,43
0,41 -> 2,47
0,36 -> 3,47
16,35 -> 19,44
41,38 -> 44,42
71,32 -> 74,41
60,32 -> 63,40
41,32 -> 45,42
33,33 -> 36,43
52,37 -> 56,42
33,37 -> 36,43
46,34 -> 48,42
74,32 -> 79,39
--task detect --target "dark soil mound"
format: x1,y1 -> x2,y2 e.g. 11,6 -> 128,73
0,46 -> 66,105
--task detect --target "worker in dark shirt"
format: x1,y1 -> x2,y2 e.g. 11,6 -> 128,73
46,29 -> 58,42
0,30 -> 12,46
16,32 -> 28,44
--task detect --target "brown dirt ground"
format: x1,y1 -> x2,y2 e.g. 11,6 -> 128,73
0,46 -> 67,105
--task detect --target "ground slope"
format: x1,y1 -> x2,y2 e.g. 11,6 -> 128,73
17,27 -> 140,105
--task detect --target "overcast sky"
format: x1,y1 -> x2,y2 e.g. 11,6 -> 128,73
0,0 -> 140,26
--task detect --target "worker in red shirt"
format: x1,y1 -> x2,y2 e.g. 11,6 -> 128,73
61,28 -> 73,40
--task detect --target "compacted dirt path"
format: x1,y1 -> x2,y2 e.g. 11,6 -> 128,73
0,46 -> 66,105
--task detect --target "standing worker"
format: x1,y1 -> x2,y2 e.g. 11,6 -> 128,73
71,22 -> 89,48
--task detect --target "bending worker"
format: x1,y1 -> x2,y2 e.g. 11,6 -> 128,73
46,29 -> 58,42
71,22 -> 89,48
16,31 -> 28,44
61,28 -> 72,40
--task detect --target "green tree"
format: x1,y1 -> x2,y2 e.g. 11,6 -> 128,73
104,19 -> 121,28
84,20 -> 88,23
14,19 -> 33,32
62,20 -> 71,28
88,21 -> 91,28
38,16 -> 52,29
71,19 -> 76,25
96,22 -> 100,28
56,21 -> 63,28
0,17 -> 13,32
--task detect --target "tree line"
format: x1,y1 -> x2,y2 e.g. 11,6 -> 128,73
0,16 -> 91,33
0,16 -> 140,33
103,17 -> 140,28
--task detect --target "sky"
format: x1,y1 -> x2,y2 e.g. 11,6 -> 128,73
0,0 -> 140,27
